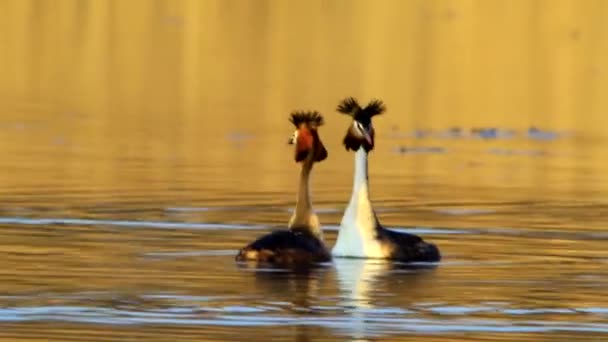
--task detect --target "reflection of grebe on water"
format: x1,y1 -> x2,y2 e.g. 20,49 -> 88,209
239,257 -> 437,341
334,258 -> 438,341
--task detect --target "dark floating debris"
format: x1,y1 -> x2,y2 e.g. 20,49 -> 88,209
487,148 -> 548,157
470,128 -> 517,140
527,126 -> 562,141
435,127 -> 464,138
388,126 -> 432,139
394,146 -> 447,154
226,131 -> 255,141
413,129 -> 432,139
387,126 -> 570,141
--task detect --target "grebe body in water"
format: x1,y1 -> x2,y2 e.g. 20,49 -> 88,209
331,98 -> 441,262
236,111 -> 331,267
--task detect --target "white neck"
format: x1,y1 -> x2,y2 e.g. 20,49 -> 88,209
352,148 -> 369,194
345,148 -> 377,233
332,148 -> 383,258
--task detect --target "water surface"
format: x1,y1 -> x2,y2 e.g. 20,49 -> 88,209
1,126 -> 607,341
2,1 -> 608,341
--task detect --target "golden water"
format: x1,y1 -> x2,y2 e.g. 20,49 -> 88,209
1,1 -> 608,341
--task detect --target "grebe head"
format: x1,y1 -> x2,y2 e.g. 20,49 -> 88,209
288,111 -> 328,163
336,97 -> 386,152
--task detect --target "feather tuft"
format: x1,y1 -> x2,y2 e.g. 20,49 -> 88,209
289,111 -> 324,127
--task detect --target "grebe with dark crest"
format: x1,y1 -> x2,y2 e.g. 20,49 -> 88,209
331,97 -> 441,262
235,111 -> 331,267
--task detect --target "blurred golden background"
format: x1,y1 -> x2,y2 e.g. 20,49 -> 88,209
0,0 -> 607,210
2,0 -> 608,129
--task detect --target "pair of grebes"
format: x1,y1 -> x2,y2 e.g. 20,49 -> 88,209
235,97 -> 441,267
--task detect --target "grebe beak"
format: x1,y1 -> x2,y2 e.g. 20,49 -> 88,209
363,131 -> 373,145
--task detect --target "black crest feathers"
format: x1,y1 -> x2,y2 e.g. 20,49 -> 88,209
336,97 -> 362,115
289,111 -> 324,128
336,97 -> 386,123
361,99 -> 386,118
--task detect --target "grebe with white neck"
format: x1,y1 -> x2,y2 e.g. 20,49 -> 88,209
331,97 -> 441,262
235,111 -> 331,267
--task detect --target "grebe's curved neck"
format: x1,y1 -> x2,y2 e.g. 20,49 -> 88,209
350,148 -> 375,214
352,148 -> 370,195
342,147 -> 377,230
288,157 -> 322,238
332,147 -> 382,257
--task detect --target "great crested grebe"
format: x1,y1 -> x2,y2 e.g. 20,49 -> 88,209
235,111 -> 331,267
331,97 -> 441,262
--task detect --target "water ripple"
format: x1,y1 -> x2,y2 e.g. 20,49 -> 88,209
142,250 -> 236,258
1,304 -> 608,334
3,217 -> 608,243
0,217 -> 266,230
